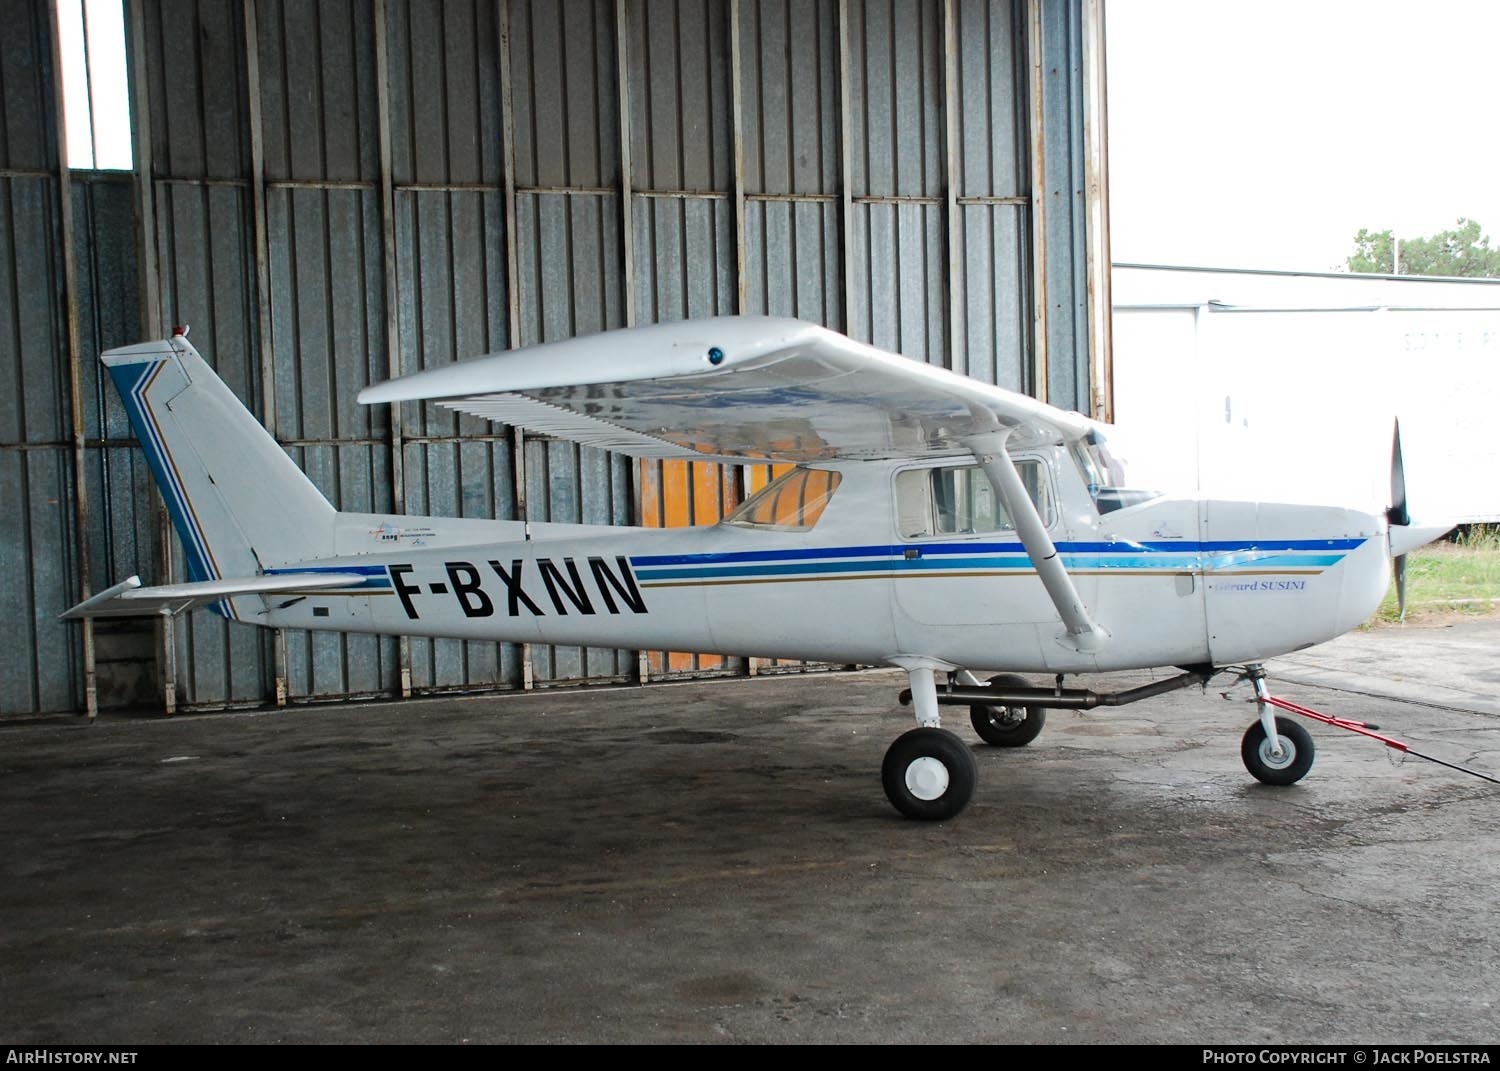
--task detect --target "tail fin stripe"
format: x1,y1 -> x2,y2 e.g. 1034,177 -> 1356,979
112,359 -> 232,616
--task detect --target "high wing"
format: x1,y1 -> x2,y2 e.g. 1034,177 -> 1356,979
358,316 -> 1096,463
63,573 -> 369,619
362,316 -> 1107,652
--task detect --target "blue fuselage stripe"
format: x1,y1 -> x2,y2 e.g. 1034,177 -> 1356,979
630,538 -> 1365,568
631,540 -> 1364,583
264,565 -> 392,589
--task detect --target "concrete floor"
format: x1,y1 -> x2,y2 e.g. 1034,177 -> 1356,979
3,620 -> 1498,1044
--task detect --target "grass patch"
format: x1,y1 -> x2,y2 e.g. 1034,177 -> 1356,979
1374,526 -> 1500,623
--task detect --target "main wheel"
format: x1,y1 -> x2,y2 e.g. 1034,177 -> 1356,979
1241,716 -> 1315,786
969,673 -> 1047,748
881,727 -> 978,821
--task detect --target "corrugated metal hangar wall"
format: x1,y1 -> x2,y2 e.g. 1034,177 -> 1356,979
1,0 -> 1111,717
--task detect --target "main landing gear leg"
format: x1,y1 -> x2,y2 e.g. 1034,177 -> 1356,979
1240,664 -> 1315,786
881,667 -> 978,821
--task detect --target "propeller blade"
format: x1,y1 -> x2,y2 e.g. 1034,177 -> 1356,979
1394,552 -> 1407,621
1387,418 -> 1410,528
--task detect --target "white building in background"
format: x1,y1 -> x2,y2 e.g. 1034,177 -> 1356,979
1110,264 -> 1500,525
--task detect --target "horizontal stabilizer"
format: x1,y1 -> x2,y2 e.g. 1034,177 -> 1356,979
61,573 -> 369,620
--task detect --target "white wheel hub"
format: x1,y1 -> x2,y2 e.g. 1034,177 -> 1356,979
904,756 -> 950,801
1259,735 -> 1296,770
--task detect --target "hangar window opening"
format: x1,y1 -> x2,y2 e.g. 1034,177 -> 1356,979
58,0 -> 133,171
725,467 -> 842,531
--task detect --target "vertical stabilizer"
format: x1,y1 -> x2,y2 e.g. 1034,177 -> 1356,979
103,334 -> 338,615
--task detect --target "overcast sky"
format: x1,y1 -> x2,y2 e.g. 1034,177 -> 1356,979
1105,0 -> 1500,272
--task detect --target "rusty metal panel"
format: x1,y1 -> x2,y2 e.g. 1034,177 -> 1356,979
83,447 -> 161,710
0,0 -> 53,171
956,0 -> 1026,199
848,201 -> 948,364
0,449 -> 81,715
141,0 -> 252,180
846,0 -> 944,199
625,0 -> 732,192
514,192 -> 625,348
1039,0 -> 1090,411
392,189 -> 508,437
0,177 -> 67,446
959,203 -> 1031,391
265,186 -> 387,443
632,195 -> 734,321
73,177 -> 144,442
509,0 -> 619,189
949,0 -> 1030,392
255,0 -> 379,183
738,0 -> 839,196
744,199 -> 842,325
385,0 -> 502,186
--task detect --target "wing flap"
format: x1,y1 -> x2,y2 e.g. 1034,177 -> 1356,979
443,394 -> 705,460
62,573 -> 369,619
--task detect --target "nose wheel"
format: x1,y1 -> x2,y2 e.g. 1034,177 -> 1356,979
1241,716 -> 1315,785
1241,666 -> 1316,785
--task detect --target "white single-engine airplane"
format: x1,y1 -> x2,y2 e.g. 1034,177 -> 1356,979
66,317 -> 1446,820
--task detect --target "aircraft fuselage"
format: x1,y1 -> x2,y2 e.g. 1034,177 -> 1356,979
251,447 -> 1391,675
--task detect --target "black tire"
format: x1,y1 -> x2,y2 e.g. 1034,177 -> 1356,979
1241,716 -> 1315,786
969,673 -> 1047,748
881,727 -> 978,821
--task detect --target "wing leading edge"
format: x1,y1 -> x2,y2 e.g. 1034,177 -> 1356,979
358,316 -> 1096,463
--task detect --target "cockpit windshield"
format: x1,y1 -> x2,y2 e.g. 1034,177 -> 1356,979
1074,429 -> 1161,514
724,467 -> 842,531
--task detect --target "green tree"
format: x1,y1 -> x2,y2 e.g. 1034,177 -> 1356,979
1346,218 -> 1500,278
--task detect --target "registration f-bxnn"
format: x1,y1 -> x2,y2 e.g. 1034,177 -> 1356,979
66,317 -> 1444,820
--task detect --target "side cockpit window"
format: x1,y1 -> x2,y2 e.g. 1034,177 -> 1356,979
725,468 -> 842,531
895,461 -> 1054,539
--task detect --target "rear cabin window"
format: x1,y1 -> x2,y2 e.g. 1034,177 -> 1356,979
895,462 -> 1054,538
725,468 -> 842,531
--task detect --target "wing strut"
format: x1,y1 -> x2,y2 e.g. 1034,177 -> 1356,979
966,431 -> 1105,652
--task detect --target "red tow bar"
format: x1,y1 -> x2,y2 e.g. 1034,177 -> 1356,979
1262,693 -> 1500,786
